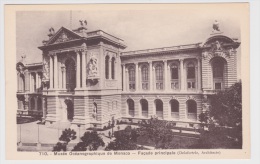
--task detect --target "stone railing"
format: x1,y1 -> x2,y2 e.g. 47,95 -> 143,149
187,113 -> 197,121
129,110 -> 135,117
122,43 -> 201,56
142,111 -> 148,118
156,111 -> 163,119
171,112 -> 179,119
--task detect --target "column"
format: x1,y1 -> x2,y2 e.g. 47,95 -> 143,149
149,61 -> 153,91
36,72 -> 39,91
62,67 -> 66,89
29,73 -> 31,92
17,73 -> 20,92
122,64 -> 126,91
42,97 -> 46,120
49,56 -> 53,89
54,55 -> 58,89
76,52 -> 81,89
163,60 -> 168,91
180,59 -> 184,91
135,63 -> 139,91
125,69 -> 129,91
108,59 -> 111,79
35,97 -> 38,111
197,57 -> 201,91
82,51 -> 86,88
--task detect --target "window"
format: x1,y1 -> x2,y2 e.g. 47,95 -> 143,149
187,62 -> 196,89
128,66 -> 135,90
127,99 -> 135,117
140,99 -> 148,118
215,83 -> 221,90
105,56 -> 109,79
171,82 -> 179,89
141,65 -> 149,90
170,99 -> 179,112
187,100 -> 197,113
213,60 -> 224,78
111,57 -> 115,79
212,57 -> 225,90
187,82 -> 196,89
155,99 -> 163,118
155,65 -> 163,90
187,63 -> 195,79
170,63 -> 179,89
171,64 -> 178,79
65,59 -> 76,92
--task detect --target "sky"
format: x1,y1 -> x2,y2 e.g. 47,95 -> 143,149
16,5 -> 241,74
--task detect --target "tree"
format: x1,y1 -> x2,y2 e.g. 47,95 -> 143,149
72,131 -> 105,151
105,126 -> 141,150
196,82 -> 242,149
53,128 -> 77,151
137,117 -> 175,149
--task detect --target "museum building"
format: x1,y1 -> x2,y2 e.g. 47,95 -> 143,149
16,21 -> 240,129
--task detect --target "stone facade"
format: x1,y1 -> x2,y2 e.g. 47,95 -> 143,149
16,23 -> 240,129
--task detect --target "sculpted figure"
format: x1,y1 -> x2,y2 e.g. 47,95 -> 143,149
43,61 -> 49,79
88,54 -> 98,76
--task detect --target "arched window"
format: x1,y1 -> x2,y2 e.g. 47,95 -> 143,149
155,65 -> 163,90
212,57 -> 225,90
105,56 -> 110,79
141,65 -> 149,90
127,99 -> 135,117
140,99 -> 148,117
187,100 -> 197,120
170,64 -> 179,89
30,98 -> 35,110
155,99 -> 163,118
187,62 -> 196,89
65,59 -> 76,92
170,99 -> 179,119
111,57 -> 115,79
170,99 -> 179,112
128,66 -> 135,90
37,98 -> 42,111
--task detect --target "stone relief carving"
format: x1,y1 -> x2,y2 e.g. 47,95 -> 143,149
42,60 -> 49,80
16,63 -> 25,74
92,102 -> 97,120
87,52 -> 99,79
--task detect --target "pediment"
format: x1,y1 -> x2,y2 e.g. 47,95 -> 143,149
46,27 -> 82,45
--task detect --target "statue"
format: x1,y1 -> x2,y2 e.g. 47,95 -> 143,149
43,61 -> 49,80
215,40 -> 222,51
213,20 -> 220,31
88,53 -> 98,78
79,20 -> 87,27
92,103 -> 97,120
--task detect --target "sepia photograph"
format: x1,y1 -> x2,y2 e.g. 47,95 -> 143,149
4,3 -> 250,160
